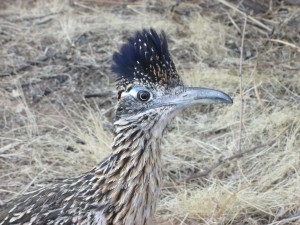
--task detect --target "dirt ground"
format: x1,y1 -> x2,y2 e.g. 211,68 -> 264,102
0,0 -> 299,224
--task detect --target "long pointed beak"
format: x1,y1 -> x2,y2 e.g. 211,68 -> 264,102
163,87 -> 233,109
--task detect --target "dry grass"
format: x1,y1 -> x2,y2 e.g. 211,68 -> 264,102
0,0 -> 299,224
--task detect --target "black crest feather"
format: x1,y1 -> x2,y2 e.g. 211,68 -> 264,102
112,28 -> 182,90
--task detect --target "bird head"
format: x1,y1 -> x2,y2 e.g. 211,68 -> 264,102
112,29 -> 232,126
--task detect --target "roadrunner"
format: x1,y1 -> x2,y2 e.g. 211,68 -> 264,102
0,29 -> 232,225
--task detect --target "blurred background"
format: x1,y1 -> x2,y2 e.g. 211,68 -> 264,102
0,0 -> 299,224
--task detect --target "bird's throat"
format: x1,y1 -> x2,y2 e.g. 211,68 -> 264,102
95,112 -> 164,224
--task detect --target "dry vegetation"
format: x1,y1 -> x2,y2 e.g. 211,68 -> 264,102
0,0 -> 299,224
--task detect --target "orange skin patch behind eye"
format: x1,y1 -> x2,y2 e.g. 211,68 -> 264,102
118,84 -> 135,100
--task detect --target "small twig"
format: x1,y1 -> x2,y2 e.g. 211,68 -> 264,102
226,12 -> 241,33
10,12 -> 59,22
268,39 -> 300,52
251,52 -> 267,114
184,139 -> 276,181
84,91 -> 114,99
238,15 -> 247,153
0,56 -> 51,77
267,213 -> 300,225
0,142 -> 23,154
218,0 -> 272,32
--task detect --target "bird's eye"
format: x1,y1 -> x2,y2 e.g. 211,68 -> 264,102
137,90 -> 151,102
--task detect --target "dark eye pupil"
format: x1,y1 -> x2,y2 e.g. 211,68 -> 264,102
138,91 -> 150,101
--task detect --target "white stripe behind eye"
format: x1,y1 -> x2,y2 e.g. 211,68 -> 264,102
128,88 -> 139,98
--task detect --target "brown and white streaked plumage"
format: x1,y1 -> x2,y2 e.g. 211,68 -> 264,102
0,29 -> 233,225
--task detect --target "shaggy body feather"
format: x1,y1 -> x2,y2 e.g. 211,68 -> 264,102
0,111 -> 163,225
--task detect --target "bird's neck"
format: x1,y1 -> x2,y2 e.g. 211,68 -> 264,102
94,111 -> 167,224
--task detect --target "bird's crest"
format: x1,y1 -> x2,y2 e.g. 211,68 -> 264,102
112,28 -> 182,90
